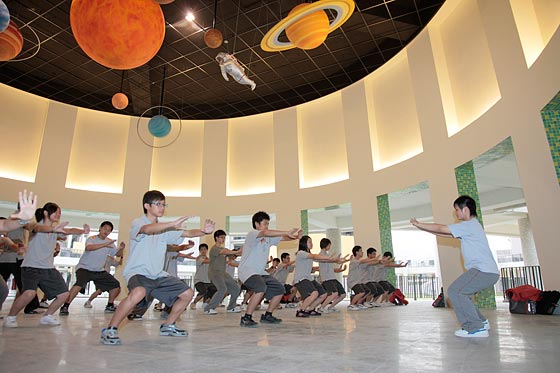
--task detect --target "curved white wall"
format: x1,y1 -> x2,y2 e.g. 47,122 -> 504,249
1,0 -> 559,288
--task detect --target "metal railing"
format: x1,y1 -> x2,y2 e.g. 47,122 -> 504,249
500,265 -> 543,300
396,274 -> 441,300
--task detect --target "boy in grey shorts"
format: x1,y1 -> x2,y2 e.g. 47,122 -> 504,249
100,190 -> 215,345
238,211 -> 302,327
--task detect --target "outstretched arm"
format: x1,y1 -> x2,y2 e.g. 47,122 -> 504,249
410,218 -> 453,237
181,219 -> 215,238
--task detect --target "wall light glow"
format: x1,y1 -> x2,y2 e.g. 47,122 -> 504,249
65,183 -> 122,194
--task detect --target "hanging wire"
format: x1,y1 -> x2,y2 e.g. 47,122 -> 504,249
159,66 -> 166,116
119,71 -> 125,92
212,0 -> 218,28
231,0 -> 242,55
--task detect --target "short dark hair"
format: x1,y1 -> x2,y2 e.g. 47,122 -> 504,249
252,211 -> 270,229
100,221 -> 114,231
280,252 -> 290,260
199,243 -> 208,250
273,258 -> 280,264
214,229 -> 226,240
352,245 -> 362,256
366,247 -> 376,256
142,190 -> 165,213
453,195 -> 477,217
383,251 -> 393,258
320,238 -> 331,249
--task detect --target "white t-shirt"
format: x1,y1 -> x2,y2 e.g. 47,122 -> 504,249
123,215 -> 184,282
238,229 -> 281,283
293,250 -> 314,284
448,219 -> 499,274
22,228 -> 62,269
76,235 -> 117,272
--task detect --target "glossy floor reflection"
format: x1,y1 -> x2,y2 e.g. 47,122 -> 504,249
1,298 -> 559,372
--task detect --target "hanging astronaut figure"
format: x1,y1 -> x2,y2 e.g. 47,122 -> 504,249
216,52 -> 256,91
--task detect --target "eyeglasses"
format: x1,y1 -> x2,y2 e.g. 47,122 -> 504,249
150,202 -> 168,207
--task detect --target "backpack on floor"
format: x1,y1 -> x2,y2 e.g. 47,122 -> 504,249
536,290 -> 560,315
432,287 -> 445,308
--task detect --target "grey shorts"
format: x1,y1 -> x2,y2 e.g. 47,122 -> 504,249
378,280 -> 395,293
128,275 -> 190,309
295,279 -> 326,299
21,267 -> 68,300
74,268 -> 120,292
243,275 -> 284,300
366,281 -> 385,297
351,283 -> 368,295
322,279 -> 345,295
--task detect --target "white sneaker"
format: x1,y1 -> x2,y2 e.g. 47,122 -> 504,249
84,301 -> 93,309
363,302 -> 374,308
482,319 -> 491,331
357,304 -> 367,310
4,316 -> 18,328
204,309 -> 218,315
189,303 -> 196,310
370,301 -> 381,307
241,304 -> 248,311
40,314 -> 61,326
328,307 -> 340,313
347,305 -> 360,311
286,303 -> 298,309
227,306 -> 241,313
454,328 -> 489,338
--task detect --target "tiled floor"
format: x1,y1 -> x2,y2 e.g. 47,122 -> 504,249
1,298 -> 559,372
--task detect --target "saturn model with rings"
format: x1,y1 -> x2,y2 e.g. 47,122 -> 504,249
260,0 -> 355,52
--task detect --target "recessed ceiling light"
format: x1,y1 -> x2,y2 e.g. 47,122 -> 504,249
185,12 -> 195,22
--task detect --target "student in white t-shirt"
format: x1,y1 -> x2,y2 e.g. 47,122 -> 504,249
4,202 -> 90,328
100,190 -> 215,345
410,195 -> 499,338
60,221 -> 124,315
238,211 -> 302,327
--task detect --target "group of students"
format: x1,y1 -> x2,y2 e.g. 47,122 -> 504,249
0,189 -> 500,343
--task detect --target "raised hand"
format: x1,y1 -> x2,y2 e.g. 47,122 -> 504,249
172,216 -> 192,229
118,241 -> 126,250
83,224 -> 90,235
54,222 -> 69,233
287,228 -> 302,239
11,190 -> 37,221
410,218 -> 419,226
183,240 -> 195,249
202,219 -> 215,234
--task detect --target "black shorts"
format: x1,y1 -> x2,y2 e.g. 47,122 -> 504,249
243,275 -> 284,300
322,279 -> 345,295
351,283 -> 368,295
294,279 -> 326,299
21,267 -> 68,300
128,275 -> 190,310
194,282 -> 217,299
366,281 -> 384,297
284,284 -> 293,295
74,268 -> 120,292
378,280 -> 395,293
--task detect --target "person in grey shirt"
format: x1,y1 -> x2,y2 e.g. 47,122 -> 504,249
4,202 -> 90,328
317,238 -> 348,313
60,221 -> 124,315
204,229 -> 241,314
411,195 -> 499,338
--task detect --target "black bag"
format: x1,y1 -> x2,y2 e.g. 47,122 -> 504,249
536,290 -> 560,315
432,287 -> 445,308
509,299 -> 536,315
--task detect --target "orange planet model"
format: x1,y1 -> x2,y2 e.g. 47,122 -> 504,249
70,0 -> 165,69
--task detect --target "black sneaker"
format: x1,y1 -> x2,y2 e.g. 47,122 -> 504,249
296,310 -> 310,318
127,313 -> 142,321
308,310 -> 322,316
260,313 -> 282,324
59,305 -> 69,316
240,315 -> 258,328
